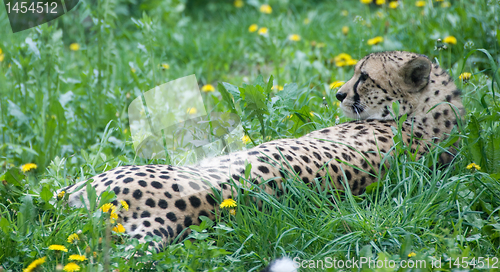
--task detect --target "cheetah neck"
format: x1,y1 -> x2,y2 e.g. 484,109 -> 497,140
405,65 -> 464,141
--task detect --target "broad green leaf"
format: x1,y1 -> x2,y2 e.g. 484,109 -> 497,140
222,82 -> 241,100
217,83 -> 238,114
240,85 -> 268,115
0,217 -> 10,234
4,168 -> 24,187
40,185 -> 52,202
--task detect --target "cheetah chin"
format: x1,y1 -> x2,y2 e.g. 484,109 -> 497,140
58,51 -> 463,271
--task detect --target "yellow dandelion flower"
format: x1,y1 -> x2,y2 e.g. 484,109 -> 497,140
23,256 -> 46,272
360,0 -> 372,4
334,53 -> 352,62
272,85 -> 284,91
67,233 -> 79,243
63,262 -> 80,272
69,43 -> 80,51
21,163 -> 37,173
100,203 -> 116,213
201,84 -> 215,92
57,190 -> 66,199
258,27 -> 268,35
408,252 -> 417,257
466,163 -> 481,171
48,244 -> 68,252
120,200 -> 129,211
443,36 -> 457,45
459,72 -> 471,82
367,36 -> 384,45
288,34 -> 301,42
441,1 -> 451,7
341,10 -> 348,16
112,223 -> 126,233
68,255 -> 87,261
131,68 -> 136,73
241,135 -> 251,144
376,0 -> 385,4
345,59 -> 358,66
220,198 -> 237,208
303,18 -> 310,25
0,53 -> 4,62
259,4 -> 272,14
248,24 -> 258,33
234,0 -> 243,8
309,111 -> 314,117
110,211 -> 118,223
334,101 -> 340,107
330,81 -> 345,89
186,107 -> 197,114
334,53 -> 356,67
161,63 -> 170,70
389,1 -> 399,8
229,209 -> 236,215
415,1 -> 426,7
342,26 -> 349,35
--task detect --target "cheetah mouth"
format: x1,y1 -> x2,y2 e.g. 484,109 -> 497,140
340,102 -> 370,120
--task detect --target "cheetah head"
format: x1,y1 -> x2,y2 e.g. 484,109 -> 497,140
336,51 -> 432,120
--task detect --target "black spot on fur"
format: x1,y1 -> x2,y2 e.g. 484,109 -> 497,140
133,190 -> 142,200
146,198 -> 156,208
176,224 -> 183,235
167,226 -> 175,237
155,217 -> 165,225
167,212 -> 177,222
188,182 -> 200,190
138,180 -> 147,187
151,181 -> 163,189
258,165 -> 270,174
160,227 -> 169,237
123,177 -> 134,183
206,194 -> 217,206
189,196 -> 202,208
175,199 -> 187,211
378,136 -> 388,143
141,211 -> 151,218
184,216 -> 193,227
158,199 -> 168,209
172,184 -> 183,192
164,191 -> 172,198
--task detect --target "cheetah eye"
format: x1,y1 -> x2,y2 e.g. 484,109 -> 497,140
360,72 -> 369,81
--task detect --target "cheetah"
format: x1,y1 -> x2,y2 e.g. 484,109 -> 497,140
59,51 -> 464,258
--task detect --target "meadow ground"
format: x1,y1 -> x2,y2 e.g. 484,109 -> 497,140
1,0 -> 500,271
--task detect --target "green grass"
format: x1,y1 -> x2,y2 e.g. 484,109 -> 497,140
1,0 -> 500,271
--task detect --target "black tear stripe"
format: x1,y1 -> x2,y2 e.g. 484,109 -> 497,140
352,58 -> 370,103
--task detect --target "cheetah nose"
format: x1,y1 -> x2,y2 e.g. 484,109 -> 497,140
336,92 -> 347,102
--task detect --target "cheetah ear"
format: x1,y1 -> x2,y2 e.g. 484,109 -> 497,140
401,57 -> 432,92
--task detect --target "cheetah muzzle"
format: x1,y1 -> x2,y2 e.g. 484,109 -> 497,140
59,51 -> 464,262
